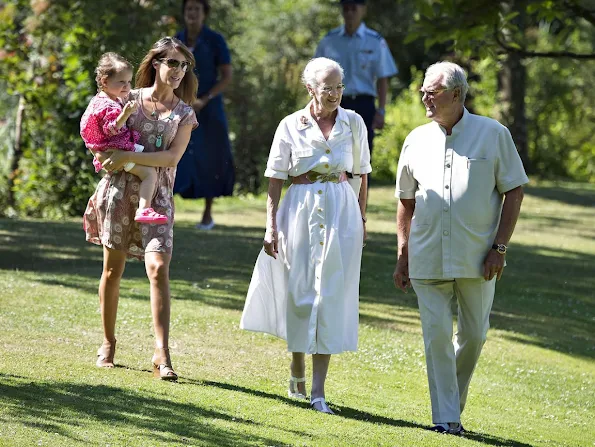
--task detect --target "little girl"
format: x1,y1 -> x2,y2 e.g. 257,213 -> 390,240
80,52 -> 167,224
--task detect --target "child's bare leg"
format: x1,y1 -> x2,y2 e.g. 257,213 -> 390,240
128,165 -> 158,210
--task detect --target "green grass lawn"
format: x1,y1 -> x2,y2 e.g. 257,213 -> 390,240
1,182 -> 594,447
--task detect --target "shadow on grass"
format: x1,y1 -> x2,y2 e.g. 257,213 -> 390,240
0,373 -> 289,447
198,379 -> 535,447
525,183 -> 595,207
361,231 -> 595,359
1,217 -> 594,360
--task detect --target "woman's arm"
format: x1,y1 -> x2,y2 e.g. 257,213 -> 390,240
101,124 -> 193,171
358,174 -> 368,219
263,177 -> 284,259
193,64 -> 232,112
358,174 -> 368,244
207,64 -> 232,98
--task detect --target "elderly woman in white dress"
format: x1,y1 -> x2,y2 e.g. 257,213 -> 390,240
240,57 -> 371,414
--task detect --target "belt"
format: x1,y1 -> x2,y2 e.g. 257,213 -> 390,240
291,171 -> 347,185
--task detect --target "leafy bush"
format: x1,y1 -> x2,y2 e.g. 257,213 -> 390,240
372,69 -> 428,181
1,0 -> 592,219
0,0 -> 176,218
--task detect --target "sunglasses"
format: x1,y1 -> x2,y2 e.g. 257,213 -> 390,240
157,58 -> 191,72
419,88 -> 452,98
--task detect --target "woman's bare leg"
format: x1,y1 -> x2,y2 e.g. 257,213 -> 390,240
145,251 -> 177,379
99,246 -> 127,343
96,246 -> 127,367
202,198 -> 214,224
290,352 -> 307,396
144,251 -> 171,349
311,354 -> 332,411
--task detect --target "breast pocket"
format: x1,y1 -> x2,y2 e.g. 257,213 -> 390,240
336,141 -> 354,173
290,147 -> 315,170
341,140 -> 353,154
458,158 -> 497,224
292,148 -> 314,158
466,158 -> 493,184
359,49 -> 377,72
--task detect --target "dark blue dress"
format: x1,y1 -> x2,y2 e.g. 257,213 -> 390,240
174,26 -> 235,199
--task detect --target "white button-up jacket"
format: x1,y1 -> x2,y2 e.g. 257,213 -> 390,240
265,103 -> 372,180
396,109 -> 529,279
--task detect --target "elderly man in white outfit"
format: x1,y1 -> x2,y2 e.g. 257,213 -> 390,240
241,57 -> 371,414
393,62 -> 528,435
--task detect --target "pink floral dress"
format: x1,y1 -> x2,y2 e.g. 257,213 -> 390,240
80,93 -> 142,173
83,88 -> 198,259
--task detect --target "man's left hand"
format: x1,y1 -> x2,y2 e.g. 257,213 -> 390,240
372,112 -> 385,130
483,249 -> 505,281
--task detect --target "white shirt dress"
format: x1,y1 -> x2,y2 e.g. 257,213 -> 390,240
240,104 -> 372,354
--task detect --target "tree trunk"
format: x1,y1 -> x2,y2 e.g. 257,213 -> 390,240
497,53 -> 531,173
496,0 -> 531,173
8,95 -> 25,208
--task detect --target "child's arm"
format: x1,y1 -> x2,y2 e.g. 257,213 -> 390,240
102,101 -> 138,136
113,101 -> 138,131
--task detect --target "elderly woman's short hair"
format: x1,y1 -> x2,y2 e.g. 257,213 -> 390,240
301,57 -> 344,87
425,62 -> 469,102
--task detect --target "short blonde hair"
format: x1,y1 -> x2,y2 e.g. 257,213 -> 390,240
301,57 -> 344,88
425,61 -> 469,102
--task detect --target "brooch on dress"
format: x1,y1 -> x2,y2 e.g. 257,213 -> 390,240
297,115 -> 311,130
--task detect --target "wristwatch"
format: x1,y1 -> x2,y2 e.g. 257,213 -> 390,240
492,243 -> 507,255
361,216 -> 367,223
376,108 -> 385,116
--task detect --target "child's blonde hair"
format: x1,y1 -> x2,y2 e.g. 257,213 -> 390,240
95,52 -> 133,92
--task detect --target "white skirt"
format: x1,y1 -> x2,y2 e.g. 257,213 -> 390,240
240,180 -> 364,354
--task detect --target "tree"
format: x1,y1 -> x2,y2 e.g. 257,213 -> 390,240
410,0 -> 595,175
0,0 -> 177,217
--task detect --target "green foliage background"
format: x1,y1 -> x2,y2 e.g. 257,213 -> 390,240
0,0 -> 593,218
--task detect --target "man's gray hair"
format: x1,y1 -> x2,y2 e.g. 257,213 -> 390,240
301,57 -> 344,87
425,61 -> 469,102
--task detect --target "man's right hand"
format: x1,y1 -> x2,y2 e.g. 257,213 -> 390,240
393,256 -> 411,292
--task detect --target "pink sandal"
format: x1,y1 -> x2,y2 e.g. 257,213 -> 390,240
135,207 -> 168,224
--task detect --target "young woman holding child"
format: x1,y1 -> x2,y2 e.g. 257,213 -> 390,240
83,37 -> 198,380
81,52 -> 168,224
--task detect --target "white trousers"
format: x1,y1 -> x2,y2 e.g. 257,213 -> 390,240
411,278 -> 496,424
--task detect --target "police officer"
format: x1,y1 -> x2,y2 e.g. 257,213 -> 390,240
315,0 -> 398,157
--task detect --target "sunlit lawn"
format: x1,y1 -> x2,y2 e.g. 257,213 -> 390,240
0,181 -> 593,446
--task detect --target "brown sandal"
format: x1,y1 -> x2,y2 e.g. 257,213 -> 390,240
152,347 -> 178,381
96,339 -> 116,368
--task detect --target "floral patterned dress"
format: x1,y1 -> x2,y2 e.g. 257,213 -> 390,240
83,88 -> 198,259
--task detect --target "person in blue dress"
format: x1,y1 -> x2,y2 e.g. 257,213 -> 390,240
174,0 -> 235,230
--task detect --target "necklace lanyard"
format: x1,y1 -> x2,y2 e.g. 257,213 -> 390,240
150,93 -> 175,121
148,89 -> 177,148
